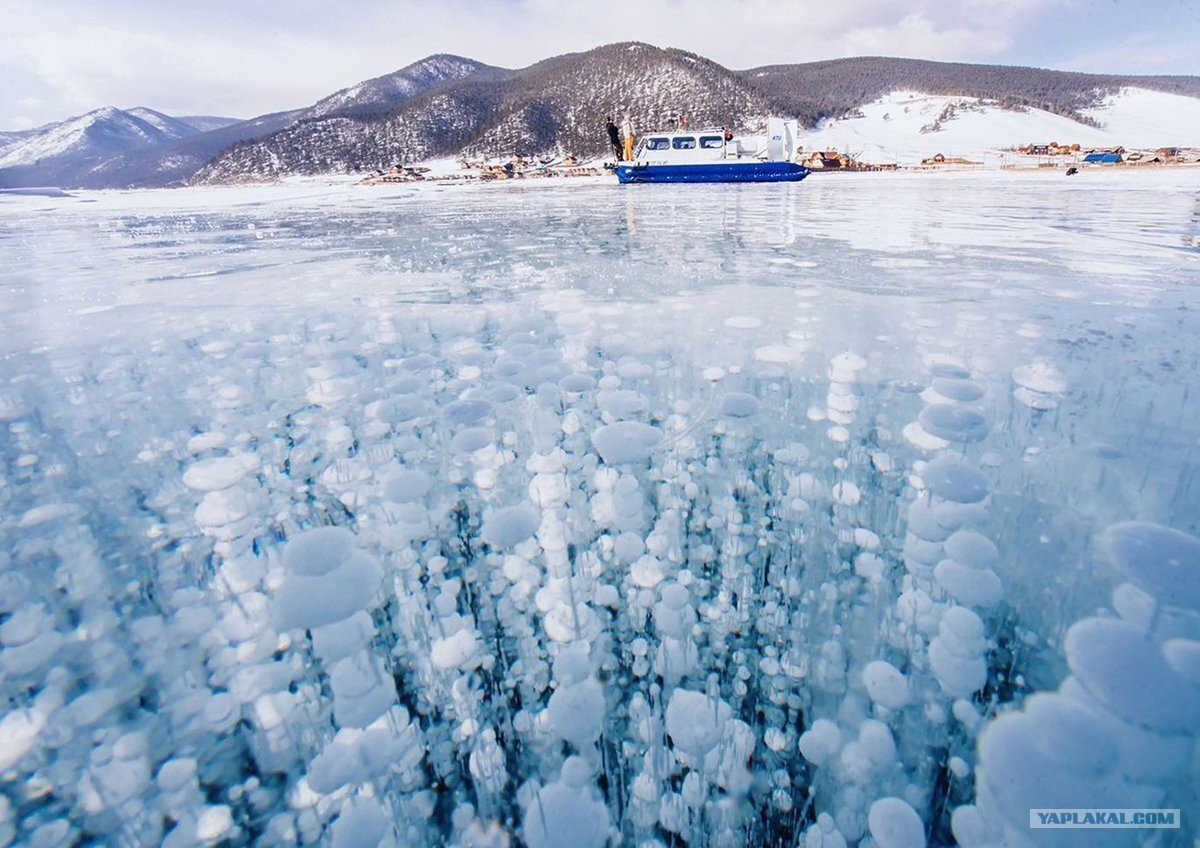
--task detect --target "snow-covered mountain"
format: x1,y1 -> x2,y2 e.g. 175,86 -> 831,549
194,43 -> 773,183
172,115 -> 243,133
0,54 -> 500,189
0,106 -> 198,170
796,87 -> 1200,166
306,54 -> 501,119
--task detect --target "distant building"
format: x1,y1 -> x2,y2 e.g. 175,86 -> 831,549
805,150 -> 849,169
1082,151 -> 1122,164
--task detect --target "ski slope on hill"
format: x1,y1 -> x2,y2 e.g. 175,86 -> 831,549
796,87 -> 1200,166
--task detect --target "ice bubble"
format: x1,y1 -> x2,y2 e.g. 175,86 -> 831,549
481,504 -> 539,548
187,431 -> 228,452
862,661 -> 910,709
917,405 -> 987,443
282,526 -> 355,577
720,392 -> 761,418
553,645 -> 591,685
943,606 -> 986,647
599,389 -> 649,419
1111,582 -> 1156,630
522,781 -> 609,848
930,361 -> 970,379
798,718 -> 842,765
383,469 -> 431,503
613,532 -> 646,563
854,552 -> 886,581
329,653 -> 397,728
196,805 -> 234,842
1099,521 -> 1200,609
934,560 -> 1002,608
1064,617 -> 1200,733
559,373 -> 596,393
548,678 -> 606,745
949,805 -> 988,848
754,345 -> 800,363
182,457 -> 248,492
0,605 -> 51,647
943,531 -> 998,569
867,797 -> 925,848
725,315 -> 764,329
450,427 -> 494,453
0,573 -> 31,614
561,755 -> 593,788
901,422 -> 950,452
330,797 -> 387,848
489,383 -> 523,402
1012,362 -> 1067,394
194,488 -> 250,527
1012,386 -> 1058,410
374,396 -> 427,423
1162,639 -> 1200,685
931,377 -> 983,402
858,720 -> 896,767
906,496 -> 954,542
274,551 -> 383,631
920,456 -> 988,504
430,629 -> 481,671
442,398 -> 493,425
631,555 -> 665,588
402,353 -> 437,371
1022,693 -> 1118,773
0,707 -> 45,770
929,615 -> 987,698
591,421 -> 662,465
666,689 -> 732,759
832,481 -> 861,506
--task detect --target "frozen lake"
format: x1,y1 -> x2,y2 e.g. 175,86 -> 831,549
1,171 -> 1198,846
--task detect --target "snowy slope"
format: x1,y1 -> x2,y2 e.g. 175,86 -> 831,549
124,107 -> 204,140
1080,86 -> 1200,146
174,115 -> 243,133
796,87 -> 1200,165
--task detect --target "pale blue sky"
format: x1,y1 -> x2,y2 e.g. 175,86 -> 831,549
1,0 -> 1197,129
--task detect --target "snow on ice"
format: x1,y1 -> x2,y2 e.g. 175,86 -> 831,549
1,171 -> 1199,845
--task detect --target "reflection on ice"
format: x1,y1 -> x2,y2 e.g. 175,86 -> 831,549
1,170 -> 1199,845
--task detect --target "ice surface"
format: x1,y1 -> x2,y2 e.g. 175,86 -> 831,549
2,171 -> 1199,845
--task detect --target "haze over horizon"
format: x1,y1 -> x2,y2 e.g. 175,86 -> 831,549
2,0 -> 1198,130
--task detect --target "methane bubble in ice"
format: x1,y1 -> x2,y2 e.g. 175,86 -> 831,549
522,780 -> 609,848
591,421 -> 662,464
383,469 -> 432,503
931,377 -> 984,402
666,689 -> 732,759
1099,521 -> 1200,609
862,661 -> 910,709
754,345 -> 800,363
720,392 -> 761,418
481,505 -> 540,548
919,456 -> 989,504
1064,617 -> 1199,733
868,797 -> 926,848
725,315 -> 764,329
917,404 -> 987,443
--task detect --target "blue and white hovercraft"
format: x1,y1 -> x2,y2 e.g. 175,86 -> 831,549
615,118 -> 809,184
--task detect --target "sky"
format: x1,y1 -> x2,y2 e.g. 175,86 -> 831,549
1,0 -> 1198,129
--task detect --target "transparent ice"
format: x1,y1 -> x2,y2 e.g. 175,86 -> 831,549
1,171 -> 1198,846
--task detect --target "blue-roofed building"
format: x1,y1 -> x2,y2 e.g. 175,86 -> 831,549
1082,151 -> 1123,164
